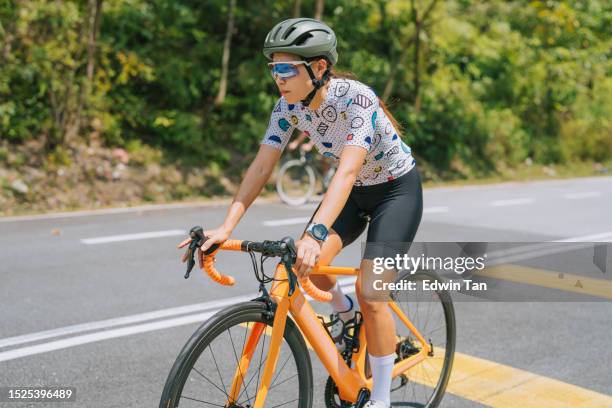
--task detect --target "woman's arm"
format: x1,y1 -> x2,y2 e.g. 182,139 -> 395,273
310,145 -> 366,230
292,145 -> 366,276
221,144 -> 282,232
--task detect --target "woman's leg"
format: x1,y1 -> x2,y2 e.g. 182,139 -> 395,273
357,167 -> 423,354
356,260 -> 398,407
355,259 -> 397,355
356,168 -> 424,405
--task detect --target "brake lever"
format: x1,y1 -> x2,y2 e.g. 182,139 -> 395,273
184,226 -> 205,279
280,237 -> 298,296
184,226 -> 223,279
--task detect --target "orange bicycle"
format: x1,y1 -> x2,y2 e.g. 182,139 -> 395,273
160,226 -> 455,408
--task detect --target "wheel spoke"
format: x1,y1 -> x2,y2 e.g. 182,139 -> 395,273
228,327 -> 251,404
237,359 -> 296,406
236,327 -> 268,403
209,342 -> 228,397
269,354 -> 292,390
191,367 -> 230,399
181,395 -> 226,407
269,373 -> 299,392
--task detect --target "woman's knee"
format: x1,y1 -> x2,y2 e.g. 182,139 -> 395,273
356,294 -> 389,315
356,258 -> 396,303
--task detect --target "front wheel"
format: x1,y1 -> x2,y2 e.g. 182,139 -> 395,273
160,301 -> 313,408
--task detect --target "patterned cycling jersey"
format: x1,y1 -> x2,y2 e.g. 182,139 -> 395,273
261,77 -> 415,186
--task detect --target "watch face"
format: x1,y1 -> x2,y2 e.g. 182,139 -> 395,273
312,224 -> 327,240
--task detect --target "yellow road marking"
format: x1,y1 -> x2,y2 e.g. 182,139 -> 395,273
445,351 -> 612,407
240,321 -> 612,407
475,264 -> 612,299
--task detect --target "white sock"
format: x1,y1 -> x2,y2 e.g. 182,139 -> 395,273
329,283 -> 353,320
368,353 -> 395,407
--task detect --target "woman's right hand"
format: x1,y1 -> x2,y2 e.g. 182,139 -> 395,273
201,225 -> 232,251
181,225 -> 232,267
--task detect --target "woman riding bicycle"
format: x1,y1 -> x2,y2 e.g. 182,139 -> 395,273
287,130 -> 315,154
198,18 -> 423,408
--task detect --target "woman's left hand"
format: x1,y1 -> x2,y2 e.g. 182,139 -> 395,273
294,235 -> 322,278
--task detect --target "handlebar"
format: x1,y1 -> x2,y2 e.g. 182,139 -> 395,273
178,226 -> 332,302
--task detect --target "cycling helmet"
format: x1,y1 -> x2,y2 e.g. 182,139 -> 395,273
263,18 -> 337,106
263,18 -> 338,65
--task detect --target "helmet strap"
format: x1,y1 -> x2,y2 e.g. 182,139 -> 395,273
301,64 -> 331,107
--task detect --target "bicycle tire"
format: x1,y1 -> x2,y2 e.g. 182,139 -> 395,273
160,301 -> 313,408
276,159 -> 317,206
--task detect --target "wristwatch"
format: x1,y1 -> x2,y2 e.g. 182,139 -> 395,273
306,222 -> 329,243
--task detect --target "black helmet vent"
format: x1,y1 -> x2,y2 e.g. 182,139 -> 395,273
294,32 -> 313,46
273,25 -> 283,41
283,26 -> 297,40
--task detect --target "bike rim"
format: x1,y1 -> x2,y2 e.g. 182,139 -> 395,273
277,162 -> 315,205
176,318 -> 304,408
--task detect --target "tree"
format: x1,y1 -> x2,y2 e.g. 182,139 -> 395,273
410,0 -> 438,112
214,0 -> 236,107
314,0 -> 324,20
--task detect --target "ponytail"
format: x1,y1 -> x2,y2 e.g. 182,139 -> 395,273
329,67 -> 404,137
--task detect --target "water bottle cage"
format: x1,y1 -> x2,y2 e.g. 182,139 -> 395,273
317,311 -> 364,355
343,311 -> 363,354
317,315 -> 341,343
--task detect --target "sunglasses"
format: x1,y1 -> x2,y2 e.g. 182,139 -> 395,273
267,61 -> 314,80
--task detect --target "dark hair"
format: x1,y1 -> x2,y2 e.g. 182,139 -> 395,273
305,56 -> 404,137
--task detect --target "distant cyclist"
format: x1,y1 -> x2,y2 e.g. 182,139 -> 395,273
286,130 -> 333,196
287,130 -> 315,153
198,18 -> 422,408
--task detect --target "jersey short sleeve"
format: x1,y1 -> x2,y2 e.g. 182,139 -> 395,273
260,98 -> 295,151
344,86 -> 379,153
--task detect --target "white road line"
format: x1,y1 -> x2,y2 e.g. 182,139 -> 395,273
262,217 -> 311,227
0,311 -> 217,363
81,230 -> 186,244
0,294 -> 257,349
554,231 -> 612,243
490,198 -> 534,207
565,192 -> 601,199
423,206 -> 449,214
4,231 -> 608,361
455,231 -> 612,269
0,282 -> 356,363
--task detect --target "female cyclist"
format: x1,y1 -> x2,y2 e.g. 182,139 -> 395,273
196,18 -> 423,408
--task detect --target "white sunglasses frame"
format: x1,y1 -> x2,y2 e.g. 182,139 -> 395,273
267,60 -> 316,80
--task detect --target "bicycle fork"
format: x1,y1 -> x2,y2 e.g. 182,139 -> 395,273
226,296 -> 291,408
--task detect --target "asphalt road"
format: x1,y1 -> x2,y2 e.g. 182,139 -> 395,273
1,175 -> 611,408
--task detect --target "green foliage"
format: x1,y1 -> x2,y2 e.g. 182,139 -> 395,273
125,139 -> 162,166
1,0 -> 610,179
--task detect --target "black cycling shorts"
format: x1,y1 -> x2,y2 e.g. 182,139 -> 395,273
303,166 -> 423,261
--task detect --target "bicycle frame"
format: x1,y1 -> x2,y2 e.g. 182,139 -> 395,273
227,262 -> 432,408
